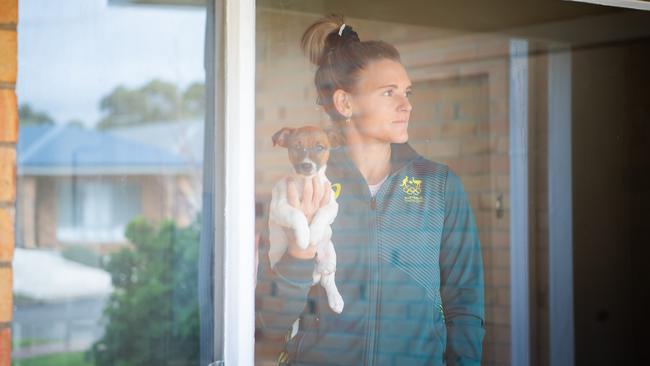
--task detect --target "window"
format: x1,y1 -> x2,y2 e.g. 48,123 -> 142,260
12,0 -> 650,365
57,178 -> 141,243
13,1 -> 207,365
251,1 -> 650,366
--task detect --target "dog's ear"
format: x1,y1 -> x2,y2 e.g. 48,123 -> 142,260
326,128 -> 345,149
272,127 -> 294,147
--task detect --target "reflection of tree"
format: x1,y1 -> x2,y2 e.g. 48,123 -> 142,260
181,82 -> 205,118
97,80 -> 205,129
91,217 -> 200,366
19,103 -> 54,125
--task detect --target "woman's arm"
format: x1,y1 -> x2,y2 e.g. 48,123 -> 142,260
255,234 -> 315,343
440,170 -> 486,366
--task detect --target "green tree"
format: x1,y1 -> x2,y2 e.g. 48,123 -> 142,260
91,217 -> 200,366
19,103 -> 54,125
97,80 -> 205,129
181,82 -> 205,118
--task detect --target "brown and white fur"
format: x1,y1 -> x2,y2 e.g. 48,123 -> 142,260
268,126 -> 344,313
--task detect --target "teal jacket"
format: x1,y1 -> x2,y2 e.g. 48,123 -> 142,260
256,143 -> 485,365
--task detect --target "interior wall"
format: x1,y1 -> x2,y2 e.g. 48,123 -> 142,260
571,38 -> 650,366
625,38 -> 650,366
529,48 -> 549,366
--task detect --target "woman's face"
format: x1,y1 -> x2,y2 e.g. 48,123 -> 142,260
347,58 -> 413,144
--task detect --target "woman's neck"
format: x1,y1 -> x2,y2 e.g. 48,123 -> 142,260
345,139 -> 392,185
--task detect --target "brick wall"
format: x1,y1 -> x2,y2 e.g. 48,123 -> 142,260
256,10 -> 513,365
401,35 -> 512,366
0,0 -> 18,364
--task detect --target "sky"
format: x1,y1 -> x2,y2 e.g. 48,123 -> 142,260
17,0 -> 206,127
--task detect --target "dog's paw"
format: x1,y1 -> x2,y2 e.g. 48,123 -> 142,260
294,224 -> 310,250
328,291 -> 344,314
321,273 -> 344,313
312,270 -> 321,285
316,258 -> 336,275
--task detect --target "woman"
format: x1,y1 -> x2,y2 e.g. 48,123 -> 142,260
256,15 -> 484,366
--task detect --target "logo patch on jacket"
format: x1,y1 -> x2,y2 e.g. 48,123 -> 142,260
400,175 -> 423,203
331,183 -> 341,199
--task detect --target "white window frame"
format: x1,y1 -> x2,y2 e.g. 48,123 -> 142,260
209,0 -> 256,364
210,2 -> 647,366
509,38 -> 530,366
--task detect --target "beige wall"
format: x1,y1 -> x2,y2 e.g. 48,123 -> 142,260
0,0 -> 17,363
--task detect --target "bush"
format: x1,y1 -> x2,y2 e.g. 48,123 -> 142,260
90,217 -> 200,366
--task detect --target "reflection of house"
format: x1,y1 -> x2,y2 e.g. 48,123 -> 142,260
16,122 -> 202,249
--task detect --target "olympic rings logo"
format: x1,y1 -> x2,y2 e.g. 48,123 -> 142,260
403,186 -> 422,195
401,175 -> 423,198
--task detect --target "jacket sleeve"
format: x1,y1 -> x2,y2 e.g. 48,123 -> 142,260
255,226 -> 315,350
440,170 -> 485,366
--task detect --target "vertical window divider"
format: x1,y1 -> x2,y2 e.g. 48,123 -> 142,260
210,0 -> 257,365
509,39 -> 531,366
548,46 -> 574,366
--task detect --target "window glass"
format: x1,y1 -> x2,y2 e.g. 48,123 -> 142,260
254,1 -> 650,365
13,1 -> 206,365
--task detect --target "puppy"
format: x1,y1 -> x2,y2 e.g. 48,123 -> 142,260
268,126 -> 344,313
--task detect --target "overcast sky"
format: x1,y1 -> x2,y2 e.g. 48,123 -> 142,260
17,0 -> 206,127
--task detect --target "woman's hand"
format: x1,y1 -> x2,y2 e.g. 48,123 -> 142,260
285,176 -> 331,259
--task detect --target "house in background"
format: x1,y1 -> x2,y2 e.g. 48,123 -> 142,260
16,122 -> 203,251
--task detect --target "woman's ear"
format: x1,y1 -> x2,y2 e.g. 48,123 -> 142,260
332,89 -> 352,119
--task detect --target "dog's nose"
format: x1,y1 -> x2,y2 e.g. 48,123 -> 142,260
300,163 -> 312,171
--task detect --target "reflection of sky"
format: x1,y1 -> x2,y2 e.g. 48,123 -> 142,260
17,0 -> 206,127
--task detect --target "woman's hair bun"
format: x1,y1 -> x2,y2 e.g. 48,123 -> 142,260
301,14 -> 400,123
301,14 -> 354,66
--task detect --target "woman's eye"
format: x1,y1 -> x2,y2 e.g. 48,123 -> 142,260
383,89 -> 393,97
406,90 -> 413,98
315,145 -> 324,152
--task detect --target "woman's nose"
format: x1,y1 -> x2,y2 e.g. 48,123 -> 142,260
399,94 -> 412,112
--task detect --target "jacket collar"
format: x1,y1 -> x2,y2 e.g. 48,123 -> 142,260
389,143 -> 420,175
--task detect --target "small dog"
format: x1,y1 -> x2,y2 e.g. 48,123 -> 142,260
268,126 -> 344,313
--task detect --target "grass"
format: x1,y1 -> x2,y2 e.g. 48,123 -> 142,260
12,352 -> 94,366
13,338 -> 54,348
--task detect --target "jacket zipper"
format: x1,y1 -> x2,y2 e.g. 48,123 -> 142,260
366,195 -> 379,366
367,169 -> 393,366
366,171 -> 404,365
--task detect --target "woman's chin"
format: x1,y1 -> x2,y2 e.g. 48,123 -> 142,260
392,132 -> 409,144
